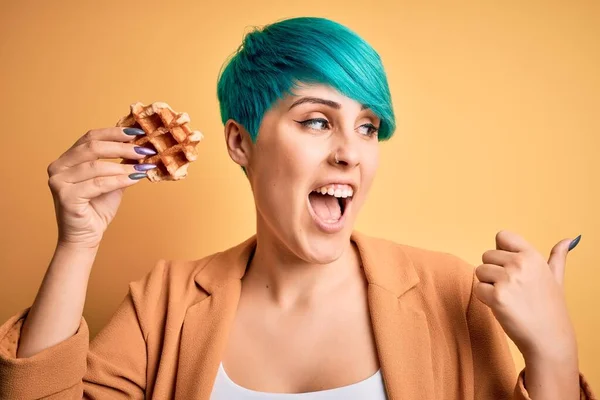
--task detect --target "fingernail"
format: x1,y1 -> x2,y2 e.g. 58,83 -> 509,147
134,163 -> 157,171
128,172 -> 147,180
568,234 -> 581,252
123,128 -> 145,136
134,146 -> 157,156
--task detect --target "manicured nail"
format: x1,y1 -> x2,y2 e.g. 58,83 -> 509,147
128,172 -> 147,180
134,163 -> 157,171
134,146 -> 157,156
568,234 -> 581,252
123,127 -> 145,136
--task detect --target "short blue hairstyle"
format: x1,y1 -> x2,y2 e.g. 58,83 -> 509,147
216,17 -> 396,142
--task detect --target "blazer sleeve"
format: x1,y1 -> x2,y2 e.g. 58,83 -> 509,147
0,263 -> 164,399
466,271 -> 595,400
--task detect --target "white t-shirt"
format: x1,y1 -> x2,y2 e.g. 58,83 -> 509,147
210,363 -> 388,399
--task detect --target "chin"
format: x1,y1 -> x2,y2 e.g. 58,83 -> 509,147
293,223 -> 354,265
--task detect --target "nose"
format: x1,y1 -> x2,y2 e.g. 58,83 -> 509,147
330,134 -> 360,168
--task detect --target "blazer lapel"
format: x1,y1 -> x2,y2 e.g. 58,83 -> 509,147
174,236 -> 256,400
352,232 -> 435,400
174,232 -> 435,400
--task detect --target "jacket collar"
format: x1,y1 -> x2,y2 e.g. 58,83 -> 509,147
185,231 -> 434,399
193,230 -> 419,299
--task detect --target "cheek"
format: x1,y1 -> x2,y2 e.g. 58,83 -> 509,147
263,137 -> 320,182
252,142 -> 306,211
361,146 -> 380,189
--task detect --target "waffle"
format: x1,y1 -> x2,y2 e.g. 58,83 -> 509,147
116,102 -> 204,182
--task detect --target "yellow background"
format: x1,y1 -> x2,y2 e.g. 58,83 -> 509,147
1,0 -> 598,389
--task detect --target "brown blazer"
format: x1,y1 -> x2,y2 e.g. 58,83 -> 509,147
0,231 -> 594,399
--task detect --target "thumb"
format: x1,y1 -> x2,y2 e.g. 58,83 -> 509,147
548,235 -> 581,285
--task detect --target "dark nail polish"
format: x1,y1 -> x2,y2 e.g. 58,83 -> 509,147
568,234 -> 581,252
134,146 -> 157,156
128,172 -> 147,180
123,127 -> 145,136
134,163 -> 157,171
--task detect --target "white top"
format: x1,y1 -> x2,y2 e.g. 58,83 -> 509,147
210,363 -> 388,399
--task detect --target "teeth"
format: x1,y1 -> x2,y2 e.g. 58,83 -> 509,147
312,184 -> 354,198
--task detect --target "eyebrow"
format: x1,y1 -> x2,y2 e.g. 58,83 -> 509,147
288,96 -> 370,111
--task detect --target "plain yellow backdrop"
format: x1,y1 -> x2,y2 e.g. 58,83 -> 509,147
1,0 -> 598,390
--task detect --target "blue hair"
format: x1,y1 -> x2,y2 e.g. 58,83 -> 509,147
216,17 -> 396,142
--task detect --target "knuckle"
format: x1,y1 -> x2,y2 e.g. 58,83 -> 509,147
88,159 -> 99,171
92,176 -> 105,188
46,162 -> 56,177
47,175 -> 60,191
492,286 -> 508,305
84,140 -> 100,153
83,130 -> 95,141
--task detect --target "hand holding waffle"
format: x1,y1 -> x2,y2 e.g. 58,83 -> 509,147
46,102 -> 203,250
116,102 -> 203,182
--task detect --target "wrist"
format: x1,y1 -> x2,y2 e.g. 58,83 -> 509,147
56,240 -> 100,255
52,241 -> 99,274
523,341 -> 578,368
523,350 -> 580,400
521,328 -> 578,362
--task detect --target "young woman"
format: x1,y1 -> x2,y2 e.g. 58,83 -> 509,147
0,17 -> 594,400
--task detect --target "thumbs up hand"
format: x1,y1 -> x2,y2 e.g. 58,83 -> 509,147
474,230 -> 580,360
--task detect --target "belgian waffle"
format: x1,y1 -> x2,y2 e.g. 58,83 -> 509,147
116,102 -> 203,182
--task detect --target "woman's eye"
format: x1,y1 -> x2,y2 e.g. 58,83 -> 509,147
296,119 -> 379,137
358,123 -> 379,137
299,118 -> 330,130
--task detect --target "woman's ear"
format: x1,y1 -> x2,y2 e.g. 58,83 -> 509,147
224,119 -> 252,168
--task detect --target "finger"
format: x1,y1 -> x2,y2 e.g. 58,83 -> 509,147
68,173 -> 148,200
49,141 -> 156,175
475,264 -> 509,284
548,238 -> 574,286
482,249 -> 515,267
495,230 -> 531,253
59,160 -> 157,184
71,127 -> 146,149
473,281 -> 495,307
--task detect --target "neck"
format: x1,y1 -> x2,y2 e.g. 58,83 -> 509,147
244,225 -> 361,309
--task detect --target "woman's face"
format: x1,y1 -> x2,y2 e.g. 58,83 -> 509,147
228,83 -> 381,263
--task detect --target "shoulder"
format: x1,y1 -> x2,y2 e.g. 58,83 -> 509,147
128,251 -> 220,303
399,241 -> 475,289
124,249 -> 222,333
356,232 -> 476,307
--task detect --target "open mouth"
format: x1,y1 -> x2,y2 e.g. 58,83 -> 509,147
308,193 -> 350,221
307,184 -> 354,232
